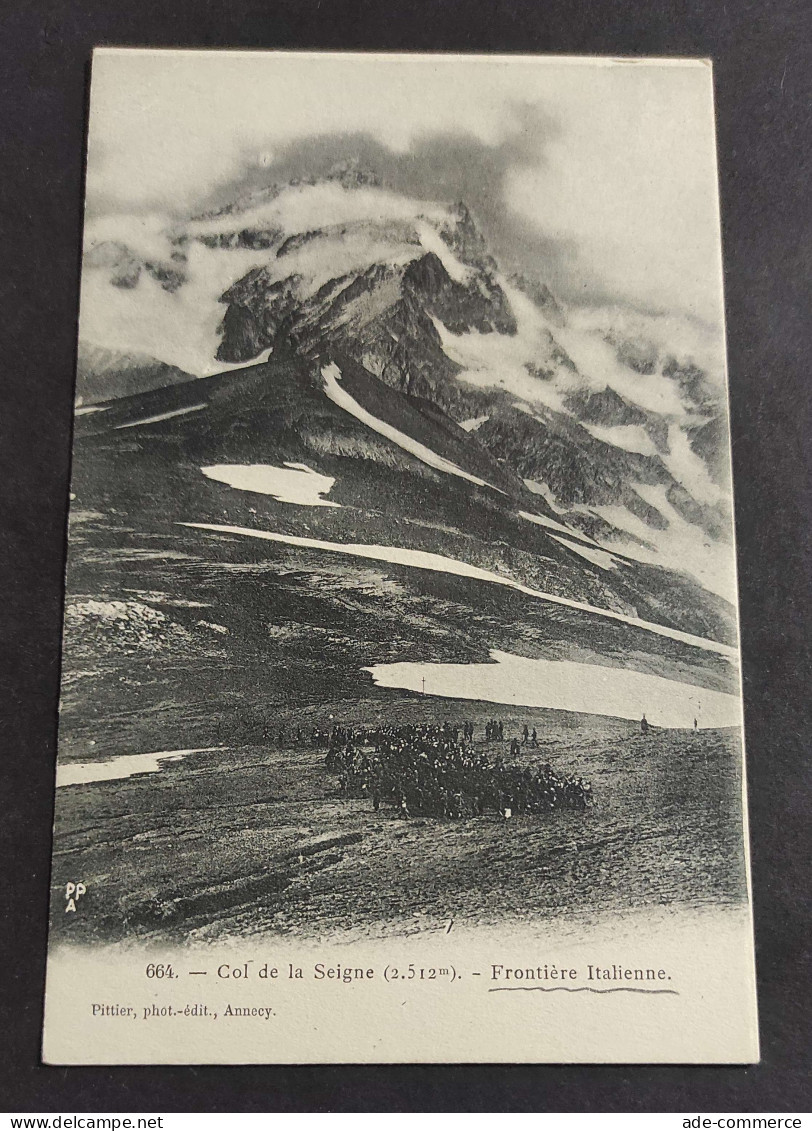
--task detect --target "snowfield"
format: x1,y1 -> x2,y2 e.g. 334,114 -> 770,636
57,748 -> 221,787
364,649 -> 741,729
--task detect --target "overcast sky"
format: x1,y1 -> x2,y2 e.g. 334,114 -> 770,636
86,50 -> 725,325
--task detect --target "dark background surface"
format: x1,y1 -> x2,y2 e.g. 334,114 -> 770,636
1,0 -> 810,1112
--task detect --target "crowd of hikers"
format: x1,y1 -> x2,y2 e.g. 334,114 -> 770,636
318,721 -> 593,820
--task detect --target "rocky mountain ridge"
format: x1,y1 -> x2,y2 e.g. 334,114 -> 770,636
76,168 -> 735,604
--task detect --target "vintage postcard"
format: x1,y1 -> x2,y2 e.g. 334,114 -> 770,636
43,49 -> 758,1063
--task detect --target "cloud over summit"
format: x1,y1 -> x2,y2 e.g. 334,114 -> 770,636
85,51 -> 724,324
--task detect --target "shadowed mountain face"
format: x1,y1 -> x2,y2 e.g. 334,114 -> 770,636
76,166 -> 736,608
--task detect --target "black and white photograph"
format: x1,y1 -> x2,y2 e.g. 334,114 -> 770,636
41,50 -> 759,1065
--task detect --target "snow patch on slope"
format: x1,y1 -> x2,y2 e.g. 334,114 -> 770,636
523,479 -> 567,513
75,405 -> 110,417
321,362 -> 500,492
115,404 -> 207,430
549,534 -> 620,571
57,748 -> 221,787
584,423 -> 659,457
518,509 -> 591,541
459,415 -> 490,432
201,463 -> 340,507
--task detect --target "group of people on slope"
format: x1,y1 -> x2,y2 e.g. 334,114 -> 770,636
322,722 -> 592,820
